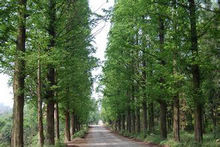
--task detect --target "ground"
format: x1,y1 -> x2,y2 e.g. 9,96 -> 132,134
67,125 -> 159,147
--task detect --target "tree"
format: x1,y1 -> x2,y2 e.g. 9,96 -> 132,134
11,0 -> 27,146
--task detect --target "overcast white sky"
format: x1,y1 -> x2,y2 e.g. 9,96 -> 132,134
0,0 -> 114,108
90,0 -> 114,100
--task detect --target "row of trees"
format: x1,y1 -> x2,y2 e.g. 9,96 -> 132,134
102,0 -> 219,144
1,0 -> 97,146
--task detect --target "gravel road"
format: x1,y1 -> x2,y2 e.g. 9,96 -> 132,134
67,125 -> 159,147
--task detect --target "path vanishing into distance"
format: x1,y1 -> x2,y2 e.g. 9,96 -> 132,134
67,125 -> 159,147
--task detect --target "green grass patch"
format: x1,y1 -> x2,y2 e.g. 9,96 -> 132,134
144,131 -> 219,147
110,126 -> 219,146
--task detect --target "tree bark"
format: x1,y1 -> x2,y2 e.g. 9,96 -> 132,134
173,95 -> 180,141
11,0 -> 27,146
122,114 -> 125,130
46,97 -> 55,144
71,112 -> 75,138
188,0 -> 203,142
118,116 -> 121,131
64,110 -> 71,142
54,103 -> 59,140
131,110 -> 136,133
143,101 -> 147,134
142,59 -> 148,134
37,53 -> 44,146
76,116 -> 80,131
160,101 -> 167,139
158,15 -> 167,139
74,115 -> 77,132
45,0 -> 56,144
136,107 -> 141,133
126,90 -> 132,133
172,1 -> 180,141
127,109 -> 131,133
149,102 -> 154,132
131,86 -> 136,133
168,110 -> 172,132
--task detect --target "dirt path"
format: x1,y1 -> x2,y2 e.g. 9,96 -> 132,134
67,125 -> 159,147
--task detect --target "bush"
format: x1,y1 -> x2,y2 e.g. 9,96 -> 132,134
72,127 -> 88,139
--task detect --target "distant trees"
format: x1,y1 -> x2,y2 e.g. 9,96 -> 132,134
102,0 -> 219,144
0,0 -> 97,146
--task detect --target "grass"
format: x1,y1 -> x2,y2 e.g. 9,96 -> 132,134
116,129 -> 219,147
146,131 -> 220,147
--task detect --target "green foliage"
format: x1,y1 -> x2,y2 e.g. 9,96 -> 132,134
72,126 -> 88,139
0,113 -> 12,146
101,0 -> 219,145
0,0 -> 219,146
2,0 -> 97,144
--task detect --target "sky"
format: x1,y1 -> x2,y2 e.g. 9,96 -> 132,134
0,0 -> 114,108
89,0 -> 114,100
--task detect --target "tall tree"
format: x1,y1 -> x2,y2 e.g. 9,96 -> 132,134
188,0 -> 202,142
37,49 -> 44,146
45,0 -> 56,144
11,0 -> 27,146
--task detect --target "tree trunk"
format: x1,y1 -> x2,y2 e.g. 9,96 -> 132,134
45,0 -> 56,144
194,104 -> 203,142
171,0 -> 180,141
158,15 -> 167,139
122,114 -> 125,130
65,110 -> 70,142
131,110 -> 136,133
127,109 -> 131,133
74,115 -> 77,132
188,0 -> 203,142
126,90 -> 132,133
76,116 -> 80,131
11,0 -> 27,146
118,116 -> 121,131
136,107 -> 141,133
160,101 -> 167,139
37,54 -> 44,146
71,112 -> 75,138
142,101 -> 147,134
131,86 -> 136,133
167,105 -> 173,132
54,103 -> 59,140
46,98 -> 55,144
173,95 -> 180,141
142,59 -> 148,134
149,102 -> 154,132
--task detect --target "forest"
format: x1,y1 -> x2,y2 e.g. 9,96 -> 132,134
101,0 -> 219,146
0,0 -> 219,147
0,0 -> 99,146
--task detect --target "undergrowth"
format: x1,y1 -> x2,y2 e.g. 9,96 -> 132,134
72,126 -> 89,139
117,129 -> 219,147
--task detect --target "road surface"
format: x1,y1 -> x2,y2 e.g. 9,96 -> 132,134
67,125 -> 159,147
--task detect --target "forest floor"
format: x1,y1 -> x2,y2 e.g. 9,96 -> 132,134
66,125 -> 160,147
